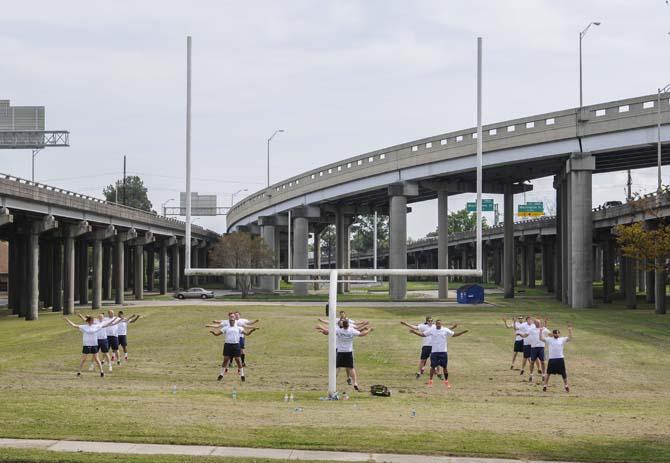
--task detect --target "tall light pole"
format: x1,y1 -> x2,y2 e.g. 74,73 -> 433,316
579,21 -> 601,108
267,129 -> 285,188
658,82 -> 670,196
31,149 -> 41,183
231,188 -> 248,207
161,198 -> 175,216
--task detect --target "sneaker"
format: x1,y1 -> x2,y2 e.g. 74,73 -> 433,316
241,375 -> 246,382
124,354 -> 128,361
347,377 -> 352,385
353,384 -> 360,392
543,385 -> 547,392
108,364 -> 113,373
100,372 -> 105,378
520,369 -> 524,375
76,372 -> 81,377
415,372 -> 421,379
444,380 -> 451,389
427,380 -> 433,388
217,374 -> 224,381
565,386 -> 570,393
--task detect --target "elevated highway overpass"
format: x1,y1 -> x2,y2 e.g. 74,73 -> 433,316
227,94 -> 670,309
0,173 -> 219,320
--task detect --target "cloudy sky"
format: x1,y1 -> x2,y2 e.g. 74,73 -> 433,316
2,1 -> 670,238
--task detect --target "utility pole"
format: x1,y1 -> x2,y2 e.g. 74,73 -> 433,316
123,155 -> 127,206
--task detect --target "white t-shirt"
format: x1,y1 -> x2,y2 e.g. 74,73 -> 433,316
94,319 -> 107,340
79,324 -> 102,346
219,319 -> 249,336
520,322 -> 532,345
426,327 -> 454,353
335,327 -> 360,353
513,321 -> 523,341
104,317 -> 118,337
222,325 -> 244,344
546,336 -> 570,359
417,323 -> 433,347
528,326 -> 550,348
117,320 -> 129,336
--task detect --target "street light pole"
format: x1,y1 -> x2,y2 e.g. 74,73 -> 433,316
266,129 -> 285,188
579,21 -> 601,109
161,198 -> 175,216
231,188 -> 248,207
31,149 -> 41,183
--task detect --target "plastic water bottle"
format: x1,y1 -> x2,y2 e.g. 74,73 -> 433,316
289,392 -> 294,402
284,393 -> 289,402
410,409 -> 416,418
232,387 -> 237,401
172,385 -> 177,395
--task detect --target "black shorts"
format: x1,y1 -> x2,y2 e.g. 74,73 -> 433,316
523,344 -> 532,359
82,345 -> 99,355
97,339 -> 109,353
118,335 -> 128,348
530,347 -> 545,362
239,337 -> 245,349
223,343 -> 241,358
336,352 -> 354,369
547,358 -> 567,378
430,352 -> 448,369
107,336 -> 119,350
514,340 -> 524,353
420,345 -> 432,360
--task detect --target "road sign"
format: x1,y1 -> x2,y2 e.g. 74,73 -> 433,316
466,199 -> 494,212
518,202 -> 544,217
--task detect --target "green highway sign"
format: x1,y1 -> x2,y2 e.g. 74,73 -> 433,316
518,202 -> 544,217
466,199 -> 494,212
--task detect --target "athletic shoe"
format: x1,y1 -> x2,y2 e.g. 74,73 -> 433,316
347,378 -> 352,385
565,386 -> 570,393
415,372 -> 421,379
100,372 -> 105,377
353,384 -> 360,392
427,380 -> 433,388
108,364 -> 113,373
543,386 -> 547,392
76,372 -> 81,377
241,375 -> 246,382
444,380 -> 451,389
520,370 -> 524,375
217,374 -> 224,381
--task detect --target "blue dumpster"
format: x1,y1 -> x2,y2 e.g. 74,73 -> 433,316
456,284 -> 484,304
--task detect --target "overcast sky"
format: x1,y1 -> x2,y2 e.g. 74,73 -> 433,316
2,1 -> 670,238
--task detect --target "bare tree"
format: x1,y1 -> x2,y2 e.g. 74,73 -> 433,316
209,232 -> 274,298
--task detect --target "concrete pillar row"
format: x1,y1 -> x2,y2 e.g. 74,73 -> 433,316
553,176 -> 562,301
171,244 -> 181,291
623,256 -> 637,310
335,208 -> 355,294
92,225 -> 116,310
78,241 -> 89,305
259,221 -> 277,292
601,234 -> 615,303
62,221 -> 91,315
292,216 -> 309,296
526,240 -> 536,288
437,190 -> 449,298
103,244 -> 113,301
518,242 -> 526,286
26,216 -> 58,320
52,239 -> 64,312
115,229 -> 138,305
503,183 -> 515,298
147,248 -> 155,292
159,237 -> 175,295
134,245 -> 144,300
567,152 -> 595,308
388,181 -> 418,300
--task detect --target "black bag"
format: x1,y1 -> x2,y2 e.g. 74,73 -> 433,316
370,384 -> 391,397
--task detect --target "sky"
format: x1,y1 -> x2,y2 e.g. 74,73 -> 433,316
2,0 -> 670,238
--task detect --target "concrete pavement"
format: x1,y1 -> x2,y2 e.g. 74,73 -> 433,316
0,438 -> 576,463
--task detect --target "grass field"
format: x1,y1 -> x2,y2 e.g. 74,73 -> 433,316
0,293 -> 669,462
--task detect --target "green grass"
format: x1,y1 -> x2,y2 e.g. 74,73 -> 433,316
0,294 -> 669,462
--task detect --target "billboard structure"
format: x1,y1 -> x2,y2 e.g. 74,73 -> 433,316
0,100 -> 69,149
164,192 -> 228,216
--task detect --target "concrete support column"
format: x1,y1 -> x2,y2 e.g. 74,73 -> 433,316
519,244 -> 526,286
526,241 -> 536,288
78,242 -> 89,305
492,245 -> 502,285
646,260 -> 655,303
437,190 -> 449,298
64,237 -> 75,314
171,245 -> 180,290
593,246 -> 603,282
542,240 -> 554,292
313,230 -> 322,291
134,245 -> 144,300
623,256 -> 636,309
115,240 -> 125,304
602,235 -> 615,303
503,184 -> 515,298
292,216 -> 309,296
28,229 -> 39,320
52,240 -> 63,311
147,249 -> 155,292
260,224 -> 277,292
92,240 -> 103,309
389,196 -> 408,299
568,152 -> 595,308
553,176 -> 562,301
159,243 -> 168,295
655,258 -> 666,314
8,238 -> 18,314
103,245 -> 112,301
